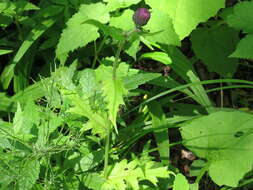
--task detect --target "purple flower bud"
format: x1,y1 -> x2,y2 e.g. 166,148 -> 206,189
133,8 -> 151,27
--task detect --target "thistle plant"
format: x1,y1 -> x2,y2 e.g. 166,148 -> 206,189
132,8 -> 151,28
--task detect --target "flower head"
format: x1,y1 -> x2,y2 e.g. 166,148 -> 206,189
133,8 -> 151,27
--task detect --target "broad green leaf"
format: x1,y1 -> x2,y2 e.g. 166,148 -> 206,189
83,173 -> 105,190
191,25 -> 239,77
110,9 -> 135,31
181,111 -> 253,187
0,49 -> 13,56
0,18 -> 57,90
0,14 -> 12,27
56,3 -> 110,64
148,101 -> 170,165
125,38 -> 140,59
144,8 -> 180,46
140,51 -> 172,65
146,0 -> 225,39
79,150 -> 103,172
189,183 -> 199,190
145,0 -> 170,13
227,1 -> 253,33
18,160 -> 40,190
104,0 -> 141,12
173,173 -> 189,190
230,34 -> 253,59
96,64 -> 128,130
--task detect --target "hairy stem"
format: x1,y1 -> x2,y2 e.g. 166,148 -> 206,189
104,29 -> 137,178
92,37 -> 106,69
112,40 -> 124,80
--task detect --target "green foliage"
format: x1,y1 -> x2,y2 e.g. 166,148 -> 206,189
146,0 -> 225,39
96,63 -> 128,130
18,160 -> 40,190
104,0 -> 142,12
56,3 -> 110,64
1,0 -> 253,189
144,8 -> 180,46
230,34 -> 253,59
84,149 -> 171,190
181,111 -> 253,187
148,102 -> 170,165
191,25 -> 239,77
173,173 -> 189,190
227,1 -> 253,33
141,51 -> 172,65
226,1 -> 253,60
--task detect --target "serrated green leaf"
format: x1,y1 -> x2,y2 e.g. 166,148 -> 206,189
56,3 -> 110,64
173,174 -> 189,190
96,64 -> 128,130
181,111 -> 253,187
104,159 -> 142,190
103,156 -> 169,190
230,34 -> 253,59
18,160 -> 40,190
146,0 -> 225,39
0,0 -> 39,15
142,161 -> 169,185
227,1 -> 253,33
144,8 -> 180,46
191,25 -> 239,77
13,101 -> 39,141
67,95 -> 109,136
85,19 -> 125,41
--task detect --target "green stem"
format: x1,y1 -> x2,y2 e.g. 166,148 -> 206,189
92,37 -> 107,69
104,129 -> 110,178
103,28 -> 138,178
112,40 -> 124,80
112,28 -> 138,79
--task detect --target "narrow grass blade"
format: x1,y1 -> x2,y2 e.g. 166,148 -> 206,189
148,101 -> 170,165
